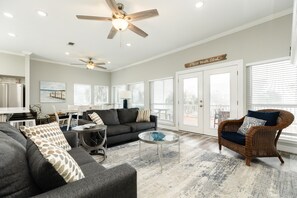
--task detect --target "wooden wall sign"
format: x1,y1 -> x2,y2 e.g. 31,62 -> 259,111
185,54 -> 227,68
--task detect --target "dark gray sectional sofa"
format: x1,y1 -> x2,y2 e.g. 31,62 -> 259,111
0,122 -> 137,198
79,108 -> 157,147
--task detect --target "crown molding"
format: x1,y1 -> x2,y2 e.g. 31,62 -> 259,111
0,50 -> 25,56
111,8 -> 293,72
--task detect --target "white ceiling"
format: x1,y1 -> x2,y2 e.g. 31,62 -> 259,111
0,0 -> 294,71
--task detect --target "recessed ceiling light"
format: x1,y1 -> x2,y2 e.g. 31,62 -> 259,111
195,1 -> 204,8
107,61 -> 111,64
126,43 -> 131,47
37,10 -> 48,17
8,33 -> 16,37
3,12 -> 13,18
65,52 -> 70,55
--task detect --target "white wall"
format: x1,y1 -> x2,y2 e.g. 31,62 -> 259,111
111,14 -> 292,87
0,53 -> 25,77
30,60 -> 111,114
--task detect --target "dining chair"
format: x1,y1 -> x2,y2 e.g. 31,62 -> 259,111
52,105 -> 68,127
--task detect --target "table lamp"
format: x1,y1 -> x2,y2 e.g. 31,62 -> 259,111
119,91 -> 132,109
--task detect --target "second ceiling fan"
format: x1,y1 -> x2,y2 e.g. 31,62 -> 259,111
76,0 -> 159,39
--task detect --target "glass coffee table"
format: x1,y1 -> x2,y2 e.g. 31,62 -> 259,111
138,131 -> 180,172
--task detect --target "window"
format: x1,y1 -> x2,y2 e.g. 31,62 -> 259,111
94,85 -> 108,105
128,82 -> 144,108
74,84 -> 91,105
247,59 -> 297,139
112,85 -> 127,108
150,78 -> 174,124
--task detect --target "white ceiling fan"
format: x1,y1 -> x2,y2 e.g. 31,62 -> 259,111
76,0 -> 159,39
71,58 -> 107,70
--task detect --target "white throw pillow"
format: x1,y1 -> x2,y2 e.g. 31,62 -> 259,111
20,122 -> 71,151
88,112 -> 104,125
136,109 -> 151,122
30,136 -> 85,183
237,116 -> 266,135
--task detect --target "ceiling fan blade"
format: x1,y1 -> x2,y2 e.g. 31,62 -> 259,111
126,9 -> 159,21
76,15 -> 111,21
95,65 -> 107,70
71,63 -> 85,65
79,59 -> 88,63
128,23 -> 148,38
107,26 -> 118,39
105,0 -> 120,14
94,62 -> 106,66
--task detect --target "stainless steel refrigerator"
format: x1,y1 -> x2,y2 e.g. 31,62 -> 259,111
0,83 -> 25,107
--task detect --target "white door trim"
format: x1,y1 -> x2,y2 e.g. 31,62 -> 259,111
175,59 -> 244,133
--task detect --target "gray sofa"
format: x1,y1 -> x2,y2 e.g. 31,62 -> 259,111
79,108 -> 157,147
0,122 -> 137,198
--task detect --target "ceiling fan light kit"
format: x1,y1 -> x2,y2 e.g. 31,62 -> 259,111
86,63 -> 95,69
112,18 -> 128,31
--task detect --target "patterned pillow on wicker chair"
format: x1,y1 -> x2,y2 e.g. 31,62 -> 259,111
237,116 -> 266,135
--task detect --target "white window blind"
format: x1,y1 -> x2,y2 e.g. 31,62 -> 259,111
150,78 -> 174,125
247,59 -> 297,138
128,82 -> 144,108
94,85 -> 108,105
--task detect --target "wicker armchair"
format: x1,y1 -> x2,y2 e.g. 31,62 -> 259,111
218,109 -> 294,166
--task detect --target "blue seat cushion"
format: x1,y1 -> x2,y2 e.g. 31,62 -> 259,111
221,131 -> 246,145
247,110 -> 280,126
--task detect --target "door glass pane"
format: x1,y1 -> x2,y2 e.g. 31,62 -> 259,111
210,73 -> 230,129
183,78 -> 198,126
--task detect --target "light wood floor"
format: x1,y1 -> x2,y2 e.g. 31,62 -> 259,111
162,129 -> 297,173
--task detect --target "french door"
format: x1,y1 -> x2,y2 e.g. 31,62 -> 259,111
178,65 -> 239,136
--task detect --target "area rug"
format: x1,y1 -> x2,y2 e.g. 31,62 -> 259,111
94,139 -> 297,198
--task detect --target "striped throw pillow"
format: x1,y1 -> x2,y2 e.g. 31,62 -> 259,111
88,112 -> 104,125
136,109 -> 151,122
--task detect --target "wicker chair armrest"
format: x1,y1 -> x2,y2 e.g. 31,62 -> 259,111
245,126 -> 278,149
218,117 -> 244,135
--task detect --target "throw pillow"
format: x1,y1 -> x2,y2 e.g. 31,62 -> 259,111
136,109 -> 151,122
20,122 -> 71,151
89,112 -> 104,125
237,116 -> 266,135
27,137 -> 85,192
247,110 -> 280,126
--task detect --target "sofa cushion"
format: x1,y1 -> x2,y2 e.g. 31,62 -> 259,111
68,147 -> 96,166
80,162 -> 106,177
125,122 -> 156,132
107,125 -> 131,136
27,137 -> 85,192
247,110 -> 280,126
221,131 -> 246,145
117,108 -> 139,124
0,132 -> 39,197
21,122 -> 71,151
0,122 -> 27,148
